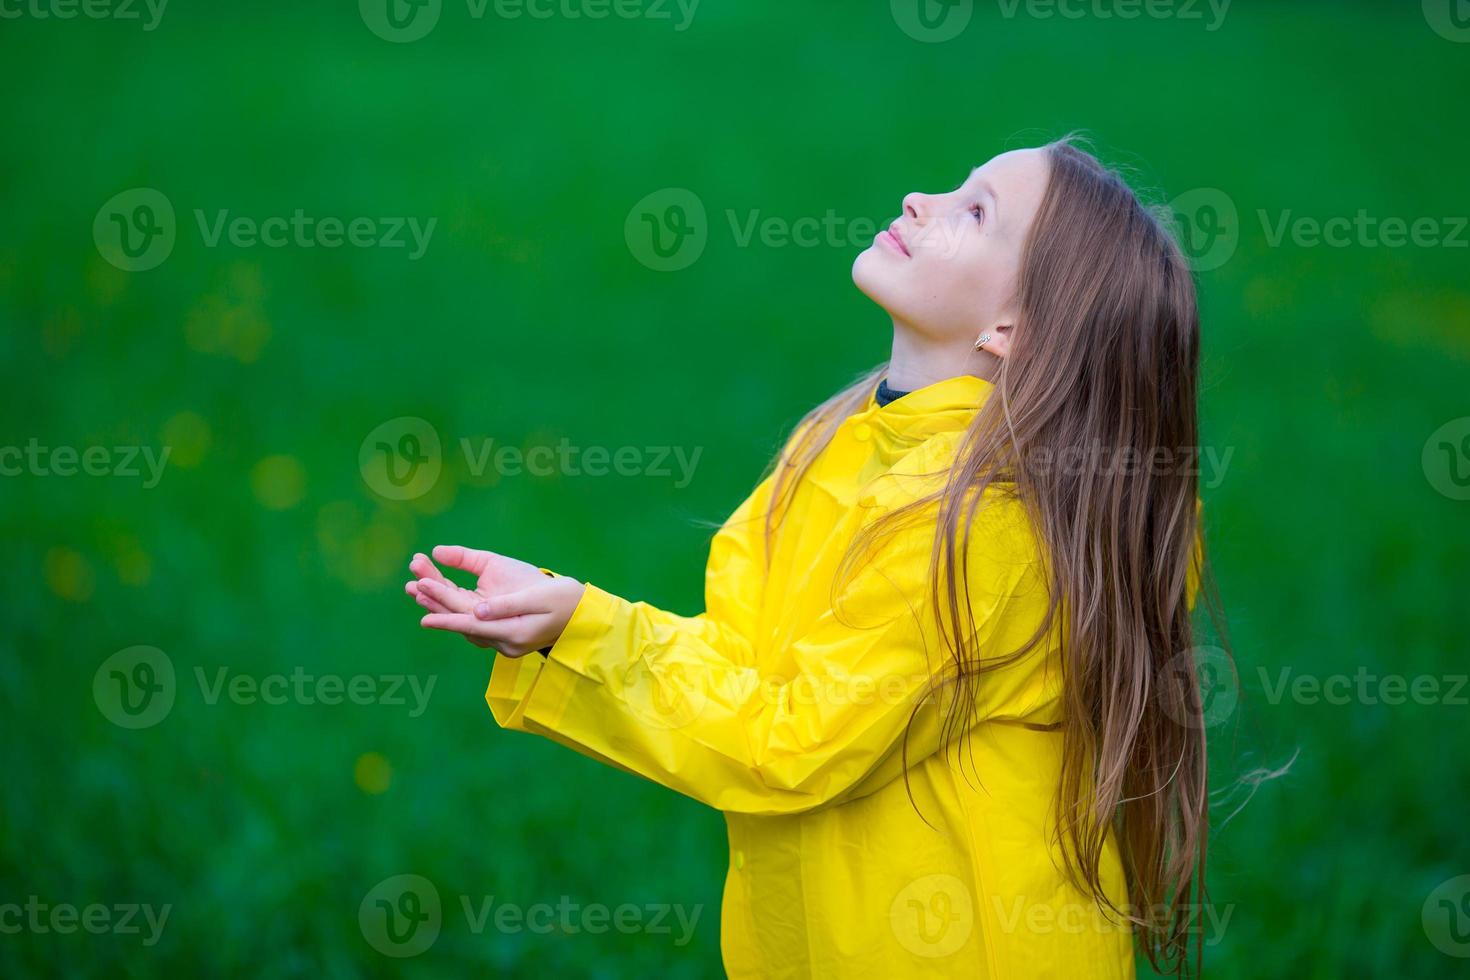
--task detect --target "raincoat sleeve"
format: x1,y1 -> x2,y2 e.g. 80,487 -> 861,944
485,485 -> 1052,816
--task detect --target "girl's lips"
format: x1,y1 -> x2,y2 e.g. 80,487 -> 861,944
877,229 -> 910,257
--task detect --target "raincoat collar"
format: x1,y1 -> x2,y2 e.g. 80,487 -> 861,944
854,373 -> 995,454
864,372 -> 995,420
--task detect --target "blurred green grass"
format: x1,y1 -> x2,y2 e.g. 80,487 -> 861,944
2,1 -> 1468,976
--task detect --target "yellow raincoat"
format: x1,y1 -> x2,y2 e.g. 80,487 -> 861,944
487,374 -> 1142,978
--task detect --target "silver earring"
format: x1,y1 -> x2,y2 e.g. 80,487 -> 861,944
974,334 -> 991,352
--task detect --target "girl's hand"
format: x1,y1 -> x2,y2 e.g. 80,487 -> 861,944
404,545 -> 545,648
405,544 -> 585,657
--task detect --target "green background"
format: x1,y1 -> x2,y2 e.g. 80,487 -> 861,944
3,0 -> 1468,976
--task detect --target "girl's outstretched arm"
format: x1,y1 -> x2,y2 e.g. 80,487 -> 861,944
429,497 -> 1055,818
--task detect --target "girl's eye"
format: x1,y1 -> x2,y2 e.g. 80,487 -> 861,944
969,203 -> 985,224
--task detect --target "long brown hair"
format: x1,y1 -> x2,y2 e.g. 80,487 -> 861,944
758,137 -> 1223,976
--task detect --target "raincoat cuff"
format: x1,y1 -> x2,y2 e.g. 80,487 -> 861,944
544,582 -> 619,674
484,582 -> 621,729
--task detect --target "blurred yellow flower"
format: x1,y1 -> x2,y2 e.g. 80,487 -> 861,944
251,455 -> 306,510
43,547 -> 94,602
185,261 -> 271,363
354,752 -> 392,795
42,306 -> 82,359
86,255 -> 128,307
315,501 -> 416,592
410,464 -> 458,517
110,535 -> 153,587
160,411 -> 212,469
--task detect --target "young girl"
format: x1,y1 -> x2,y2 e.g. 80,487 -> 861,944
405,137 -> 1214,978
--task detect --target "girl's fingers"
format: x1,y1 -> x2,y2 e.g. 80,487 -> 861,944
420,609 -> 544,650
409,552 -> 451,584
405,580 -> 451,614
473,588 -> 541,621
420,611 -> 494,634
420,611 -> 511,642
408,581 -> 493,647
416,577 -> 479,614
431,544 -> 505,576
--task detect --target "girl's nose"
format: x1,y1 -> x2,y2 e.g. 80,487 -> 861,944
902,192 -> 928,219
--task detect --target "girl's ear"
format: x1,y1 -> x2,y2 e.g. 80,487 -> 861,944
975,323 -> 1013,359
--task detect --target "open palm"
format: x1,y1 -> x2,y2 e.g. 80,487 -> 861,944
405,545 -> 548,648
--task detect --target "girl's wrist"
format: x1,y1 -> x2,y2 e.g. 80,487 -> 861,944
537,569 -> 586,656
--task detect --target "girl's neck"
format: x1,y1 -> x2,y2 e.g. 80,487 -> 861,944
886,320 -> 996,391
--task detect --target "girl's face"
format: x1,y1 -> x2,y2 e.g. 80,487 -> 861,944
852,148 -> 1051,349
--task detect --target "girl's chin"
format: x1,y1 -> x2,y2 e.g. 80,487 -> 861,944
851,251 -> 901,310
